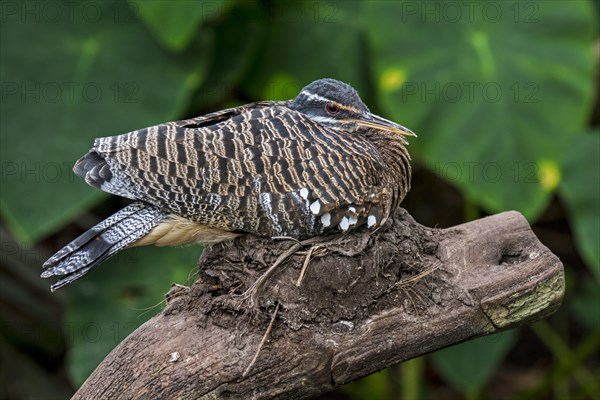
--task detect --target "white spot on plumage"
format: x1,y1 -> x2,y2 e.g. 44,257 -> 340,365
340,217 -> 350,231
300,188 -> 309,199
368,215 -> 377,228
321,213 -> 331,227
310,200 -> 321,215
347,206 -> 358,225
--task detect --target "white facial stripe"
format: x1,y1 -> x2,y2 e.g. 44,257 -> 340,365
307,115 -> 336,124
300,90 -> 330,103
300,90 -> 364,115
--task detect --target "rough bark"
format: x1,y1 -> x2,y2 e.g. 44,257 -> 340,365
73,209 -> 564,400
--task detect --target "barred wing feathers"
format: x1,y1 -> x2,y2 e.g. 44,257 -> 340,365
75,103 -> 390,238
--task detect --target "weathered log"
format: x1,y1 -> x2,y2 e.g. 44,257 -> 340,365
73,209 -> 564,400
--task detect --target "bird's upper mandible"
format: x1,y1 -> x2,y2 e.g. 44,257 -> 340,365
76,78 -> 416,239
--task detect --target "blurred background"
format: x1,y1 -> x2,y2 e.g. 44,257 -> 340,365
1,1 -> 598,399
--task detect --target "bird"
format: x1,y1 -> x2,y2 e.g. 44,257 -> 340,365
41,78 -> 416,291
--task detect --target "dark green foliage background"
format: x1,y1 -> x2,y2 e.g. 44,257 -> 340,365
1,1 -> 598,399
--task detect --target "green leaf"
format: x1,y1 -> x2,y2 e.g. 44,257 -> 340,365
559,132 -> 600,280
431,331 -> 517,395
192,1 -> 264,107
129,0 -> 229,52
341,370 -> 390,400
64,245 -> 201,386
241,2 -> 369,100
571,279 -> 600,331
366,0 -> 597,220
0,0 -> 207,243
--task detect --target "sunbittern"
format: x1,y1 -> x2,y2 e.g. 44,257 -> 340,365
41,78 -> 416,291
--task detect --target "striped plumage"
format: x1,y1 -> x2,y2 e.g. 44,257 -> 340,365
42,78 -> 415,291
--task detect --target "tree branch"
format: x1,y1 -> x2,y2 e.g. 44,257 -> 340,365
73,209 -> 564,400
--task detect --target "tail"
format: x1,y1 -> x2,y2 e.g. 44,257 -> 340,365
41,202 -> 165,291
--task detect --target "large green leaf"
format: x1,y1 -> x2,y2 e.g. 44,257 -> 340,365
129,0 -> 231,52
559,132 -> 600,279
191,1 -> 264,108
341,369 -> 390,400
0,0 -> 207,243
241,2 -> 369,101
571,279 -> 600,331
431,331 -> 517,394
64,245 -> 201,386
366,0 -> 597,219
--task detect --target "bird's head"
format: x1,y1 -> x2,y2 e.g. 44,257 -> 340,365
289,78 -> 416,143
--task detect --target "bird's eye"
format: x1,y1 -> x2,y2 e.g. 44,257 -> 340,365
325,103 -> 340,115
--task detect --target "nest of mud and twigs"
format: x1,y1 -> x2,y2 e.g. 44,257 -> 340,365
165,208 -> 448,332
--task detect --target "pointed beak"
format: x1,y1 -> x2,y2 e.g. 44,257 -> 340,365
355,113 -> 417,138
